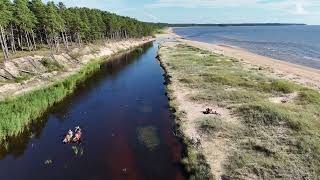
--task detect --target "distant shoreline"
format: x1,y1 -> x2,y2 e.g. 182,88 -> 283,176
166,23 -> 306,27
157,28 -> 320,90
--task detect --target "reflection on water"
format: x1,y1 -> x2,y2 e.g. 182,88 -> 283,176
0,116 -> 47,160
0,41 -> 186,180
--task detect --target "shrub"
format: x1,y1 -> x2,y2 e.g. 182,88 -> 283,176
237,102 -> 303,131
41,58 -> 63,72
297,89 -> 320,105
197,116 -> 223,133
181,138 -> 214,180
260,80 -> 297,94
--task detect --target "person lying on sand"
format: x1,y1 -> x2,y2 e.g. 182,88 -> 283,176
203,108 -> 220,115
63,130 -> 73,143
203,108 -> 213,114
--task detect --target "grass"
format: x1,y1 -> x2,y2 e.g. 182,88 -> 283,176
0,58 -> 103,141
159,42 -> 320,179
173,108 -> 214,180
40,58 -> 64,72
14,75 -> 31,83
196,116 -> 224,134
0,47 -> 51,63
162,62 -> 214,180
180,139 -> 214,180
0,45 -> 145,141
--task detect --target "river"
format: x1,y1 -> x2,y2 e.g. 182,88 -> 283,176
0,40 -> 186,180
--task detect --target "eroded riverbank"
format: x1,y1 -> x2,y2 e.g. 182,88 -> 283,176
0,38 -> 153,140
0,38 -> 153,99
0,40 -> 186,179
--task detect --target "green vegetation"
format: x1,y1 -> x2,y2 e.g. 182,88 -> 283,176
196,116 -> 224,134
163,65 -> 214,180
180,138 -> 214,180
0,0 -> 161,62
40,58 -> 64,72
0,54 -> 109,141
14,75 -> 31,83
137,126 -> 160,151
159,42 -> 320,179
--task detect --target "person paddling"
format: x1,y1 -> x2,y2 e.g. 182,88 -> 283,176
73,126 -> 82,143
63,130 -> 73,143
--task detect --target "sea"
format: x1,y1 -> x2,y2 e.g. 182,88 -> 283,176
173,25 -> 320,69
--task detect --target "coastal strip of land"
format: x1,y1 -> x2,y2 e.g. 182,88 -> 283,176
161,28 -> 320,91
157,30 -> 320,179
0,38 -> 152,141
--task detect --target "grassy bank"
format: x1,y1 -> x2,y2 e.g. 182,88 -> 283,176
0,45 -> 146,141
158,50 -> 214,180
158,42 -> 320,179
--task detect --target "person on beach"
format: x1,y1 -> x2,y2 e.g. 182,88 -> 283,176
63,130 -> 73,143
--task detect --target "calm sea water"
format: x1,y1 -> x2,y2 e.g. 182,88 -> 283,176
174,26 -> 320,69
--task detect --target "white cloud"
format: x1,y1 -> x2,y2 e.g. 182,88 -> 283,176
294,2 -> 308,15
145,0 -> 255,8
145,0 -> 320,16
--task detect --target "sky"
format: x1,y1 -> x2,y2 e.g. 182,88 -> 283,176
43,0 -> 320,25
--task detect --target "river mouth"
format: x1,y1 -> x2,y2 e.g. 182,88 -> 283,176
0,41 -> 186,179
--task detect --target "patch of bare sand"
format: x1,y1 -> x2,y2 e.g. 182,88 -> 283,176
269,92 -> 298,104
168,64 -> 239,179
160,41 -> 240,179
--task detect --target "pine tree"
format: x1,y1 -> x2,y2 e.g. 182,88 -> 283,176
57,2 -> 70,50
43,1 -> 65,52
13,0 -> 37,51
67,8 -> 83,47
0,0 -> 13,61
30,0 -> 46,46
1,0 -> 161,63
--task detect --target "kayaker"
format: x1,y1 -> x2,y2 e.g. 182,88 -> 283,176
73,126 -> 82,143
63,130 -> 73,143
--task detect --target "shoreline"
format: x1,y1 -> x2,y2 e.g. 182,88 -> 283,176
156,49 -> 214,180
156,29 -> 320,179
0,38 -> 153,100
0,39 -> 152,141
161,28 -> 320,90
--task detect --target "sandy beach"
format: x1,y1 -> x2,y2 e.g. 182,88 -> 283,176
159,28 -> 320,90
157,28 -> 320,179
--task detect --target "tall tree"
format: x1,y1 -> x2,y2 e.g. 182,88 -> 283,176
67,8 -> 83,47
57,2 -> 69,50
0,0 -> 13,61
1,0 -> 161,63
13,0 -> 37,51
43,1 -> 64,52
30,0 -> 46,46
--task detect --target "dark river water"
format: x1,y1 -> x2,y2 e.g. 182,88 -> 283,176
174,26 -> 320,69
0,41 -> 186,180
